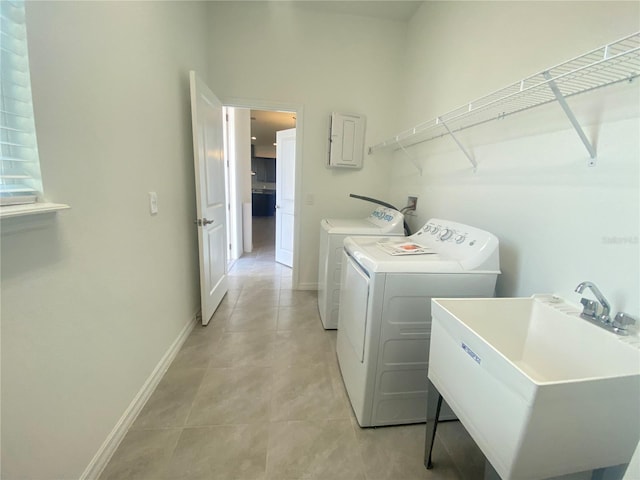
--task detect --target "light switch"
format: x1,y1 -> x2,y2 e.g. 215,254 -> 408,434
149,192 -> 158,215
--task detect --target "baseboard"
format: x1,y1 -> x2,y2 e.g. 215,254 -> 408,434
80,310 -> 199,480
296,282 -> 318,291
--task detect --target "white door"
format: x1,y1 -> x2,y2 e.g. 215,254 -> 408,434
275,128 -> 296,267
189,71 -> 228,325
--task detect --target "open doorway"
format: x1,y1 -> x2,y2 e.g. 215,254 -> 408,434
250,109 -> 296,266
223,102 -> 301,285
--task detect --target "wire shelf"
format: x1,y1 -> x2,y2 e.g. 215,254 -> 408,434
369,32 -> 640,154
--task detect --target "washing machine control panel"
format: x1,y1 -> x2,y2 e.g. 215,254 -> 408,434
418,223 -> 469,245
412,219 -> 498,263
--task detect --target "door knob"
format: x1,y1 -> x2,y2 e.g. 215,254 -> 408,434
194,218 -> 215,226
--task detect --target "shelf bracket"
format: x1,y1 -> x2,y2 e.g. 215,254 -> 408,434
543,71 -> 597,166
396,139 -> 423,175
438,117 -> 478,171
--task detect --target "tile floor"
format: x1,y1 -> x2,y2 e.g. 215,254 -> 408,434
99,217 -> 485,480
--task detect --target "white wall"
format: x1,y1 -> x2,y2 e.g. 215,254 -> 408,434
228,107 -> 253,259
206,1 -> 406,287
385,2 -> 640,474
389,0 -> 639,310
0,2 -> 209,478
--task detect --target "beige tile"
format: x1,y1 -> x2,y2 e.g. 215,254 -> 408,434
270,362 -> 350,422
207,330 -> 277,368
225,306 -> 278,332
437,421 -> 486,480
280,276 -> 293,290
101,236 -> 486,480
276,304 -> 322,331
226,275 -> 245,288
166,424 -> 268,480
326,329 -> 338,351
228,263 -> 256,276
186,366 -> 272,426
272,329 -> 333,367
325,351 -> 353,408
278,290 -> 317,307
234,262 -> 283,277
257,248 -> 276,258
280,266 -> 293,278
266,419 -> 365,480
181,321 -> 224,350
235,288 -> 280,307
241,276 -> 282,291
354,423 -> 461,480
204,305 -> 234,326
220,288 -> 241,308
167,336 -> 220,372
131,368 -> 206,429
99,428 -> 181,480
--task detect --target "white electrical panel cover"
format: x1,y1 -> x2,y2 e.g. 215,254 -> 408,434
328,112 -> 366,169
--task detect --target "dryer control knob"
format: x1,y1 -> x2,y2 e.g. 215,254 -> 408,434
455,234 -> 466,244
440,229 -> 453,241
430,226 -> 440,235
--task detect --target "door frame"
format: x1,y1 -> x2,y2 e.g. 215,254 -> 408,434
222,96 -> 304,289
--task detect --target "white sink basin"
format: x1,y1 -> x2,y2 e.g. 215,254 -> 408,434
429,295 -> 640,480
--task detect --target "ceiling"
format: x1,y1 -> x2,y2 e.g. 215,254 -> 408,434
290,1 -> 422,22
251,110 -> 297,153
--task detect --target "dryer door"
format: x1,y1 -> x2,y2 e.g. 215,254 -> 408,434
340,253 -> 370,362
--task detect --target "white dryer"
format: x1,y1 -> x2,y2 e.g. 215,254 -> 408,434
336,218 -> 500,427
318,206 -> 404,329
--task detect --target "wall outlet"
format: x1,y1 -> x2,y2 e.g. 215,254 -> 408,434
407,196 -> 418,211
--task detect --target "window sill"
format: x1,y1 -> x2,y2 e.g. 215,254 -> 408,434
0,202 -> 70,219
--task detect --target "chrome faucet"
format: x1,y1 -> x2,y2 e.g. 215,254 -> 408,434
574,281 -> 636,335
575,281 -> 611,322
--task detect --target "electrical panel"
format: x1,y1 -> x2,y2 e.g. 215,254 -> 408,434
328,112 -> 366,169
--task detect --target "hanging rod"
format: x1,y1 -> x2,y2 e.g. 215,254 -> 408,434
368,31 -> 640,164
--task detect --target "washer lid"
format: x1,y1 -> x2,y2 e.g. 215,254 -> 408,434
344,233 -> 500,274
345,236 -> 464,273
321,207 -> 404,235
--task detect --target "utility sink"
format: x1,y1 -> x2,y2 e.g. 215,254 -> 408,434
429,295 -> 640,480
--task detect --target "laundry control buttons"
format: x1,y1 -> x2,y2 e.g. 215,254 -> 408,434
439,229 -> 453,241
455,234 -> 466,244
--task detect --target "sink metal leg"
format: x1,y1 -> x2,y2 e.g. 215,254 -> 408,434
424,379 -> 443,470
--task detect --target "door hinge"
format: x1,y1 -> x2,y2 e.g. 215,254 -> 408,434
226,113 -> 229,122
229,243 -> 232,250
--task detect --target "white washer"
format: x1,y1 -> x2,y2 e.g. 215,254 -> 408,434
318,206 -> 404,329
336,218 -> 500,427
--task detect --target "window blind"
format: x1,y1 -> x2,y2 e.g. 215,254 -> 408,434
0,0 -> 43,206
